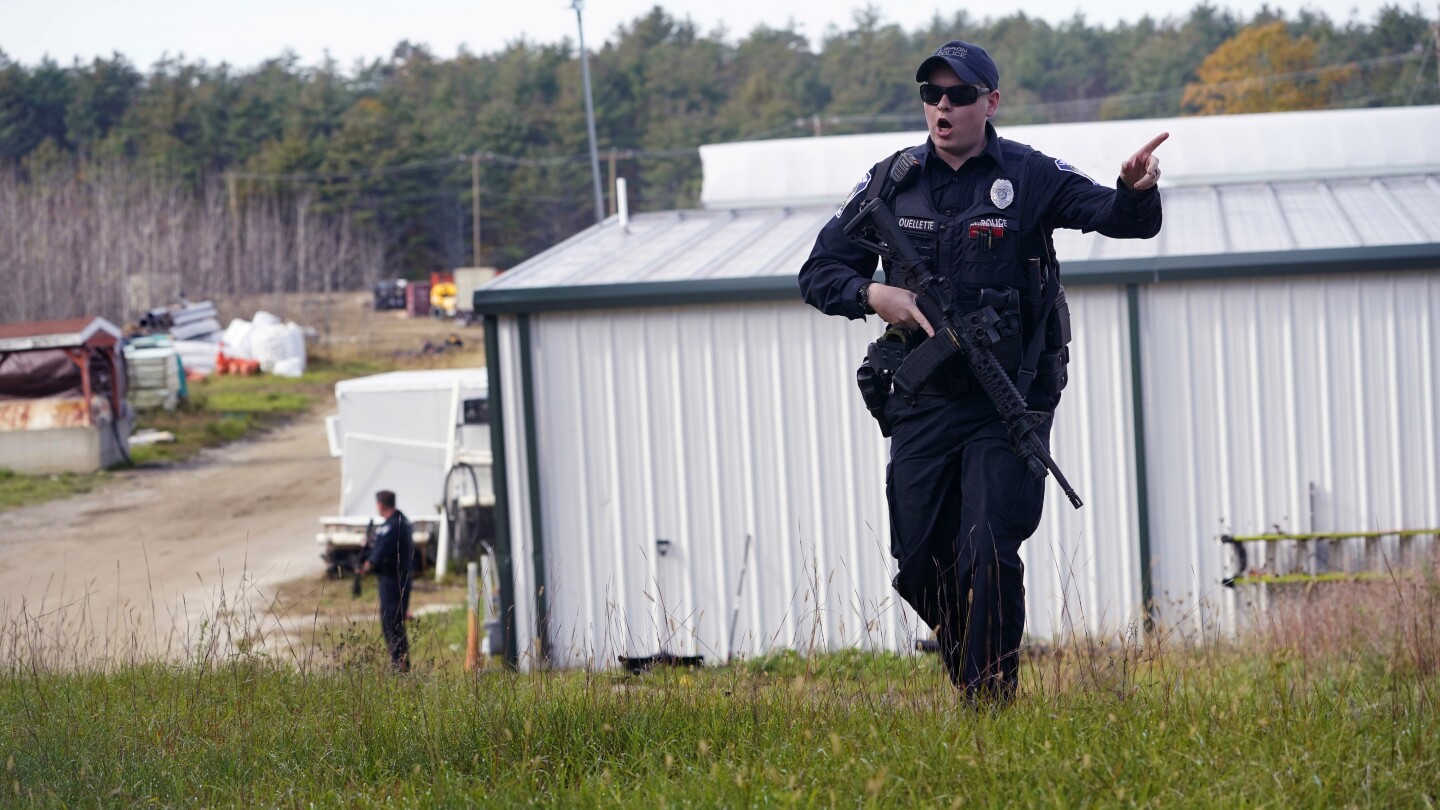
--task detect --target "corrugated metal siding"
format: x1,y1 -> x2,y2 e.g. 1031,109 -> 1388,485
496,318 -> 541,666
1139,271 -> 1440,633
499,271 -> 1440,666
521,304 -> 917,668
1023,287 -> 1145,639
506,287 -> 1144,668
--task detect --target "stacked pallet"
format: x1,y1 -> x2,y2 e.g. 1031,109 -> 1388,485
125,345 -> 183,411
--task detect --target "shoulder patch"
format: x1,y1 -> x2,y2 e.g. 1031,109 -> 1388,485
835,170 -> 872,219
1054,159 -> 1097,185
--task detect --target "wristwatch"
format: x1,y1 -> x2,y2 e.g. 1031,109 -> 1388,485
857,281 -> 876,315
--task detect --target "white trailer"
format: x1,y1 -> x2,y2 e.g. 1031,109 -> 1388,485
321,368 -> 494,578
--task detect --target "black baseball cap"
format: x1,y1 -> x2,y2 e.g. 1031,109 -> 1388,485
915,40 -> 999,90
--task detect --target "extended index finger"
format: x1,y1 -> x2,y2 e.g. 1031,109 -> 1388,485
912,306 -> 935,338
1137,131 -> 1170,158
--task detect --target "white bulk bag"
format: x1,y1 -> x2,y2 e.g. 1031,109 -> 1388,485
221,318 -> 255,359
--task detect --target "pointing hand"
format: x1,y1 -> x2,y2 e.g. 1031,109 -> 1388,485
1121,132 -> 1169,191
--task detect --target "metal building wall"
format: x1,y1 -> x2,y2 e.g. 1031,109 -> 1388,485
1026,287 -> 1146,641
494,317 -> 542,667
517,303 -> 909,668
1139,270 -> 1440,634
501,287 -> 1146,669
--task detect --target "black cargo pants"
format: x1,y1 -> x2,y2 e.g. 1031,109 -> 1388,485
885,392 -> 1050,699
378,572 -> 412,671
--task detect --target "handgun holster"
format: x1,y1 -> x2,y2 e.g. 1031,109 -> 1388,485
857,330 -> 909,437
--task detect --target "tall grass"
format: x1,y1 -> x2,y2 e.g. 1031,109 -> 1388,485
1,563 -> 1437,806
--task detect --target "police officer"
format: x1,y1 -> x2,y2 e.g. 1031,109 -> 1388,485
799,40 -> 1166,701
360,489 -> 415,672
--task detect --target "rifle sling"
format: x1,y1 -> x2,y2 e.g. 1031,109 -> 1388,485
1014,273 -> 1058,400
866,151 -> 903,204
1016,225 -> 1062,400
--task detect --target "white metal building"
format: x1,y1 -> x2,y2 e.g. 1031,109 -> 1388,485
475,106 -> 1440,670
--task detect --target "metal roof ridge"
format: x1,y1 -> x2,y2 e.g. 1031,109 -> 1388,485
1315,181 -> 1364,247
1262,183 -> 1298,252
1370,179 -> 1430,243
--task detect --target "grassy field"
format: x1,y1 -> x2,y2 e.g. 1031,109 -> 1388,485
2,576 -> 1437,807
0,468 -> 112,512
123,357 -> 383,466
271,572 -> 471,625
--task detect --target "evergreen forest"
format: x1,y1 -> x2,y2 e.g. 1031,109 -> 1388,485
2,4 -> 1437,320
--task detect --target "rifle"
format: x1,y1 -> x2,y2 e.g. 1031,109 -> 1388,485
843,154 -> 1083,509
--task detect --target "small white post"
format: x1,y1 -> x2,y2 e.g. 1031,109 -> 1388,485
616,177 -> 629,230
435,381 -> 462,581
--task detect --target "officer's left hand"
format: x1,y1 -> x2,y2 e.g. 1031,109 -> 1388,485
1120,132 -> 1169,191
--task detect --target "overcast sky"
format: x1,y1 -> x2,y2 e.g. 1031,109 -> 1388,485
1,0 -> 1407,70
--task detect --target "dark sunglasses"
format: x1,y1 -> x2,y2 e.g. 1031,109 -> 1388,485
919,82 -> 990,106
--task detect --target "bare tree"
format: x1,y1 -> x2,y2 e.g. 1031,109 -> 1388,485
0,165 -> 384,325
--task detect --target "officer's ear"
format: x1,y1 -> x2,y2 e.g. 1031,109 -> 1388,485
985,89 -> 1001,119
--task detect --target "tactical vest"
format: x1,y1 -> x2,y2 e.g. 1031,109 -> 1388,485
871,141 -> 1071,406
881,141 -> 1047,296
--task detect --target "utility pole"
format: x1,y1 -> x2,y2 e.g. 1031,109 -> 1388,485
296,193 -> 309,294
1410,22 -> 1440,105
471,153 -> 482,267
1433,23 -> 1440,95
572,0 -> 606,224
226,170 -> 239,224
225,170 -> 240,294
606,149 -> 619,217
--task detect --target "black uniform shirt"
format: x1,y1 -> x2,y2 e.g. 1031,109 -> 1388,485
799,122 -> 1162,319
926,124 -> 1006,219
368,510 -> 414,576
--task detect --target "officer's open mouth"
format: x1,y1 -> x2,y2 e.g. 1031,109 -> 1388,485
935,117 -> 953,135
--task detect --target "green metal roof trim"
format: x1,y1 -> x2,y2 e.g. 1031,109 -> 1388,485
473,242 -> 1440,315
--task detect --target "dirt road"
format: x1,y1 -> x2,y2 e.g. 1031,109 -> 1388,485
0,410 -> 335,665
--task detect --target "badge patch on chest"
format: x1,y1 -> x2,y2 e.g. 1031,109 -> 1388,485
990,178 -> 1015,209
897,216 -> 936,232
